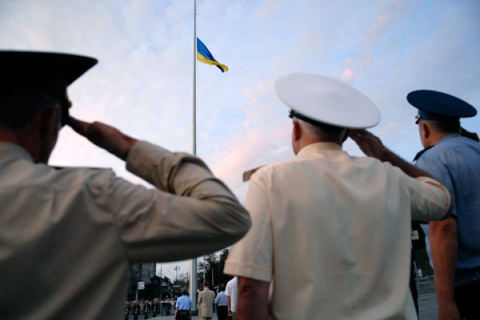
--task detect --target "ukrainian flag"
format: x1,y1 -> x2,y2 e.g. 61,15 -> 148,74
197,38 -> 229,73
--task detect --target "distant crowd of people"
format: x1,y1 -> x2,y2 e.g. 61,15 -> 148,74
124,299 -> 174,319
174,279 -> 238,320
123,278 -> 238,320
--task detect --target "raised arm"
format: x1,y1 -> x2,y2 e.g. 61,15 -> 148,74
68,116 -> 251,262
349,129 -> 433,178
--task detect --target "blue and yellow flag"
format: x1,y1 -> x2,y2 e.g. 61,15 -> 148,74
197,38 -> 229,73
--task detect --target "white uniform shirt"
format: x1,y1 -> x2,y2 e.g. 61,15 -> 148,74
225,142 -> 450,320
0,141 -> 250,320
225,276 -> 238,312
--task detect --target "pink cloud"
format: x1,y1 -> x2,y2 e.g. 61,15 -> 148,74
210,123 -> 291,200
341,68 -> 356,82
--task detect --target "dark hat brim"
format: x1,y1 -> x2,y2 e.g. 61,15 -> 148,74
1,51 -> 97,86
0,51 -> 98,126
407,90 -> 477,118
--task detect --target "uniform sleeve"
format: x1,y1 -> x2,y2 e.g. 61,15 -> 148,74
416,155 -> 457,216
406,175 -> 451,221
109,141 -> 251,262
224,175 -> 273,282
225,282 -> 231,296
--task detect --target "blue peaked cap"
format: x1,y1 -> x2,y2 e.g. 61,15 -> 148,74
407,90 -> 477,123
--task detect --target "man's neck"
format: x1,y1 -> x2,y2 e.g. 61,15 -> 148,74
0,130 -> 20,144
296,138 -> 342,154
0,129 -> 43,162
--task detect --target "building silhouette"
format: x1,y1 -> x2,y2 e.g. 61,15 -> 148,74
127,263 -> 156,301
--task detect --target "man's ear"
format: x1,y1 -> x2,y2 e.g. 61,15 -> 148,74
292,120 -> 301,142
39,105 -> 60,137
420,122 -> 430,140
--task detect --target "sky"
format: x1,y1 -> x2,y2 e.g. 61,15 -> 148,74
1,0 -> 479,281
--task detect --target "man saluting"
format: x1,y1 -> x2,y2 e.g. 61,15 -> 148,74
0,51 -> 250,320
224,73 -> 452,320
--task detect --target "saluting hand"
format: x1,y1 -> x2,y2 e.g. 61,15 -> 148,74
349,129 -> 388,160
67,116 -> 138,161
349,129 -> 434,179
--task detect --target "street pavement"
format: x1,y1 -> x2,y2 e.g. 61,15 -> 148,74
127,293 -> 439,320
418,292 -> 439,320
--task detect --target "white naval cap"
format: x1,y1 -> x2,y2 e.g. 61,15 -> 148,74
275,73 -> 381,129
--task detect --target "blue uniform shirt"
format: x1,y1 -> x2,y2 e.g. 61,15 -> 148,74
415,133 -> 480,286
176,295 -> 192,310
215,291 -> 227,306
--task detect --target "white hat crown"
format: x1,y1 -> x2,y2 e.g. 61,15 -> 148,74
275,73 -> 380,129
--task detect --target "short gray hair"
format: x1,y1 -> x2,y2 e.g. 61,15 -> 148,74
296,118 -> 347,142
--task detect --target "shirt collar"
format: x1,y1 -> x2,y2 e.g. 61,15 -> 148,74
297,142 -> 342,156
437,132 -> 461,145
0,143 -> 34,162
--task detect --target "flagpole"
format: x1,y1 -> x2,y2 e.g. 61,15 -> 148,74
190,0 -> 198,312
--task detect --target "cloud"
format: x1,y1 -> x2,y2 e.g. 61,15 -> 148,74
253,0 -> 280,27
365,14 -> 391,45
384,122 -> 403,134
209,122 -> 291,201
277,145 -> 290,154
341,68 -> 356,82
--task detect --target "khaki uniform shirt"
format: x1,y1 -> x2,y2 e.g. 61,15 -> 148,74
224,142 -> 450,320
0,141 -> 250,320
